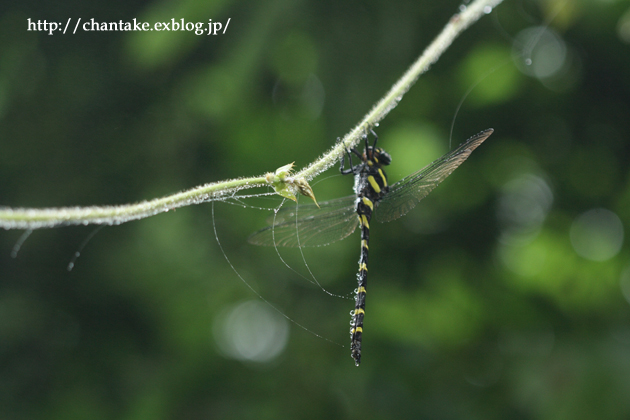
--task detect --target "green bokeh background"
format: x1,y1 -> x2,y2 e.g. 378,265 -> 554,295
2,0 -> 630,419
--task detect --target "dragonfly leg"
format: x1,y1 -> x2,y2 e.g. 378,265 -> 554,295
340,146 -> 363,175
363,130 -> 371,152
340,147 -> 354,174
369,127 -> 378,149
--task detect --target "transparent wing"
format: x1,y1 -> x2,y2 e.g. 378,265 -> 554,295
248,195 -> 358,247
375,129 -> 493,223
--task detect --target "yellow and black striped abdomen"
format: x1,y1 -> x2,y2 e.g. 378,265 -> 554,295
349,154 -> 389,366
350,197 -> 373,366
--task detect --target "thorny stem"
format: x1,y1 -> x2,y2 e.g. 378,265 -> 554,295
0,0 -> 503,230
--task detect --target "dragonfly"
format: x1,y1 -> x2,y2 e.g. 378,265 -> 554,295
248,128 -> 493,366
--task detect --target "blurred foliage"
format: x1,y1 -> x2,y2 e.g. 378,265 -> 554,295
2,0 -> 630,419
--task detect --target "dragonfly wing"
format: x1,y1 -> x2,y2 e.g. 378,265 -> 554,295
248,195 -> 358,247
375,129 -> 493,223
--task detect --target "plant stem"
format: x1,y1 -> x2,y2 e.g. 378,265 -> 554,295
0,0 -> 503,231
0,176 -> 267,229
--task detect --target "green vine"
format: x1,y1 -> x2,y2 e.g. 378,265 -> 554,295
0,0 -> 503,230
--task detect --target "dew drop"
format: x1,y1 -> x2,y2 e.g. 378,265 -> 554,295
67,251 -> 81,271
483,5 -> 492,14
459,4 -> 467,12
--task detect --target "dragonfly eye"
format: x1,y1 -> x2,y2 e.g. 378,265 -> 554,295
375,149 -> 391,165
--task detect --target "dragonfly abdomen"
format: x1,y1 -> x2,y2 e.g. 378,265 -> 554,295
350,197 -> 375,366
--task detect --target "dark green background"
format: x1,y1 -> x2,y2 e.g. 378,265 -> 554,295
2,0 -> 630,418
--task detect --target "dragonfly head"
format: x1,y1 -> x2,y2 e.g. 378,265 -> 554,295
368,147 -> 391,166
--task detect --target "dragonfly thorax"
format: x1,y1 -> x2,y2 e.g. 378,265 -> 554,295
351,145 -> 390,203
